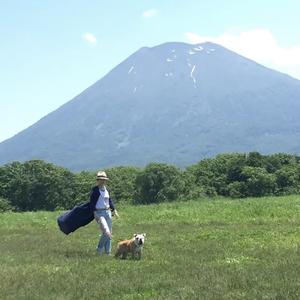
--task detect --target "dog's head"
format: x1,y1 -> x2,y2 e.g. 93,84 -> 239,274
133,233 -> 146,246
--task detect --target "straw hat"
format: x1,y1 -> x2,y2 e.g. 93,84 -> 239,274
96,171 -> 109,180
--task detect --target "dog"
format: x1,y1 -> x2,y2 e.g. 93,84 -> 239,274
115,233 -> 146,260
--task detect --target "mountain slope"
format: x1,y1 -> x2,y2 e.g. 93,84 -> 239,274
1,42 -> 300,170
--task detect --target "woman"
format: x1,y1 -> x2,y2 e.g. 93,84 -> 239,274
89,171 -> 119,255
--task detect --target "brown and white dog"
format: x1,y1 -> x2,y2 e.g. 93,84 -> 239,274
115,233 -> 146,260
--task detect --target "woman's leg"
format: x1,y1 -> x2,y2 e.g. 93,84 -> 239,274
97,233 -> 107,254
104,211 -> 112,254
96,211 -> 110,254
96,211 -> 112,254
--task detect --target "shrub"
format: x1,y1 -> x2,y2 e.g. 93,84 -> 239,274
241,166 -> 277,197
228,181 -> 246,198
135,163 -> 184,204
0,160 -> 77,211
0,197 -> 14,212
184,186 -> 217,200
104,166 -> 141,204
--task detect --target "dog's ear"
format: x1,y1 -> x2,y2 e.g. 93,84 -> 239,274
134,234 -> 137,237
143,233 -> 146,237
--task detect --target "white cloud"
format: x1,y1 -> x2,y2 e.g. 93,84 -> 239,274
82,33 -> 97,45
142,9 -> 157,18
185,29 -> 300,80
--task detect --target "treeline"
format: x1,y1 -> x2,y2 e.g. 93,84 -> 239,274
1,152 -> 300,212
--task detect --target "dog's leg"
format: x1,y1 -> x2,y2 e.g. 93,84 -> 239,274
122,251 -> 128,259
137,251 -> 141,260
114,245 -> 121,258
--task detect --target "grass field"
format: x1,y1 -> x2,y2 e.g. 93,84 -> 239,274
1,195 -> 300,299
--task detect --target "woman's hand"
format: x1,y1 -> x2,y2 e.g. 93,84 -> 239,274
113,210 -> 120,218
106,231 -> 113,238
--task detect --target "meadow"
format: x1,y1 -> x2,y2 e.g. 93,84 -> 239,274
0,195 -> 300,299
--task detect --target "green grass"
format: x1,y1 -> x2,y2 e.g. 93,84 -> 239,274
1,195 -> 300,299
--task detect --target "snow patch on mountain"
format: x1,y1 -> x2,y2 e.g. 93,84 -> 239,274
190,65 -> 196,84
95,123 -> 103,131
193,46 -> 203,51
165,72 -> 174,77
206,49 -> 215,54
128,66 -> 134,74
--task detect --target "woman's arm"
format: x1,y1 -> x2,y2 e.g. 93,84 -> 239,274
109,198 -> 119,217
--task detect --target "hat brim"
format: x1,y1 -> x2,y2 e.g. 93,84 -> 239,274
97,177 -> 109,180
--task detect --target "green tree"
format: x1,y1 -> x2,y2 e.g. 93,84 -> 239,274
265,153 -> 299,173
227,181 -> 247,198
0,197 -> 14,212
275,165 -> 300,195
246,152 -> 264,168
135,163 -> 184,204
104,166 -> 141,204
0,160 -> 77,211
185,153 -> 247,197
73,171 -> 95,205
240,166 -> 277,197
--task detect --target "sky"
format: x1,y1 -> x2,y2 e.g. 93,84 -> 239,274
1,0 -> 300,143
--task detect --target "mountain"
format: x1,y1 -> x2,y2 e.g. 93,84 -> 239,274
1,42 -> 300,171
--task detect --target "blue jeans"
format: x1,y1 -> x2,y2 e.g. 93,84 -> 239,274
94,210 -> 112,254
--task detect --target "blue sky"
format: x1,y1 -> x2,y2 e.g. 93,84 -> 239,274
1,0 -> 300,142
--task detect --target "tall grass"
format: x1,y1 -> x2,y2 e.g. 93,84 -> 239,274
0,195 -> 300,299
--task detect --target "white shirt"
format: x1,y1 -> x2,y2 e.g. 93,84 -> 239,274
95,186 -> 110,210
